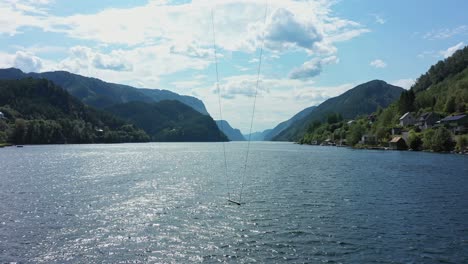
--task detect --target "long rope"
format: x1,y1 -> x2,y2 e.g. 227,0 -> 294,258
211,9 -> 231,200
238,1 -> 269,204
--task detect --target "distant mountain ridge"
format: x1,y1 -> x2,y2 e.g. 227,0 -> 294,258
0,68 -> 209,115
244,129 -> 273,141
274,80 -> 405,141
215,120 -> 245,141
264,106 -> 317,140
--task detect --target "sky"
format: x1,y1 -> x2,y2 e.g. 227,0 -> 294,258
0,0 -> 467,133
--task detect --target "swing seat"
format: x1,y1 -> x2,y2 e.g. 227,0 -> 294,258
227,199 -> 242,205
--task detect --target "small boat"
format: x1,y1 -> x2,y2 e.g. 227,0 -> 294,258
16,145 -> 24,148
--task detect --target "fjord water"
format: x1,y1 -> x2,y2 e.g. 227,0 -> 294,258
1,142 -> 467,263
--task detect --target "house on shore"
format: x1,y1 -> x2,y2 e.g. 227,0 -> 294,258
389,137 -> 407,150
399,112 -> 416,126
439,114 -> 468,134
0,111 -> 5,119
417,112 -> 440,130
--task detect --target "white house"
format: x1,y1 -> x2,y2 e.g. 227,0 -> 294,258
0,111 -> 4,119
399,112 -> 416,126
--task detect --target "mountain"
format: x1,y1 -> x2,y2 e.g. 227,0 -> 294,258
105,100 -> 227,142
410,46 -> 468,113
300,46 -> 468,151
139,89 -> 208,115
0,78 -> 149,144
274,80 -> 405,141
264,106 -> 317,140
215,120 -> 245,141
0,68 -> 209,115
244,129 -> 273,141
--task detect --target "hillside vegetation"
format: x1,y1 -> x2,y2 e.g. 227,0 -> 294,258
0,78 -> 149,144
300,46 -> 468,152
274,80 -> 404,141
0,68 -> 209,114
106,101 -> 227,142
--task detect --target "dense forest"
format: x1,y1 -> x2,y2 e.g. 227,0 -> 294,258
106,101 -> 227,142
0,78 -> 150,144
299,46 -> 468,152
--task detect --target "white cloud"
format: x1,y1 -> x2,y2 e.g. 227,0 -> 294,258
213,75 -> 269,99
0,0 -> 368,53
370,59 -> 387,68
0,0 -> 370,84
289,55 -> 338,80
423,25 -> 468,40
263,8 -> 322,51
440,42 -> 465,58
391,78 -> 415,90
93,53 -> 133,72
12,51 -> 43,72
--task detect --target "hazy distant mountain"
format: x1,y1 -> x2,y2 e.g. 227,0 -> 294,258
264,106 -> 317,141
274,80 -> 405,141
106,100 -> 227,142
244,129 -> 273,141
215,120 -> 245,141
0,68 -> 209,115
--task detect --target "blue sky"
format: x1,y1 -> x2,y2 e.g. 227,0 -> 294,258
0,0 -> 467,133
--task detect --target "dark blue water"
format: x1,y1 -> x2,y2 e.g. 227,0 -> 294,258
1,142 -> 467,263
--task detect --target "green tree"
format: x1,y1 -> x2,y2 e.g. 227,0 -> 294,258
444,96 -> 456,113
422,129 -> 435,150
13,119 -> 27,144
375,127 -> 389,143
307,121 -> 322,133
431,127 -> 454,152
398,90 -> 415,114
408,130 -> 422,151
347,123 -> 365,146
456,135 -> 468,152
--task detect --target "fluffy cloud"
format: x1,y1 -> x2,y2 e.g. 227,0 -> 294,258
289,60 -> 322,80
0,0 -> 370,84
213,75 -> 269,99
440,42 -> 465,58
263,8 -> 322,51
370,59 -> 387,68
0,0 -> 368,53
289,56 -> 338,79
93,54 -> 133,72
391,78 -> 415,90
13,51 -> 43,72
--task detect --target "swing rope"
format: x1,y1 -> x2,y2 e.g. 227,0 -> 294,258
238,1 -> 269,204
211,1 -> 269,204
211,9 -> 231,200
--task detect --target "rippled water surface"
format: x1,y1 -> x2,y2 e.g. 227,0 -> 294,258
1,142 -> 468,263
